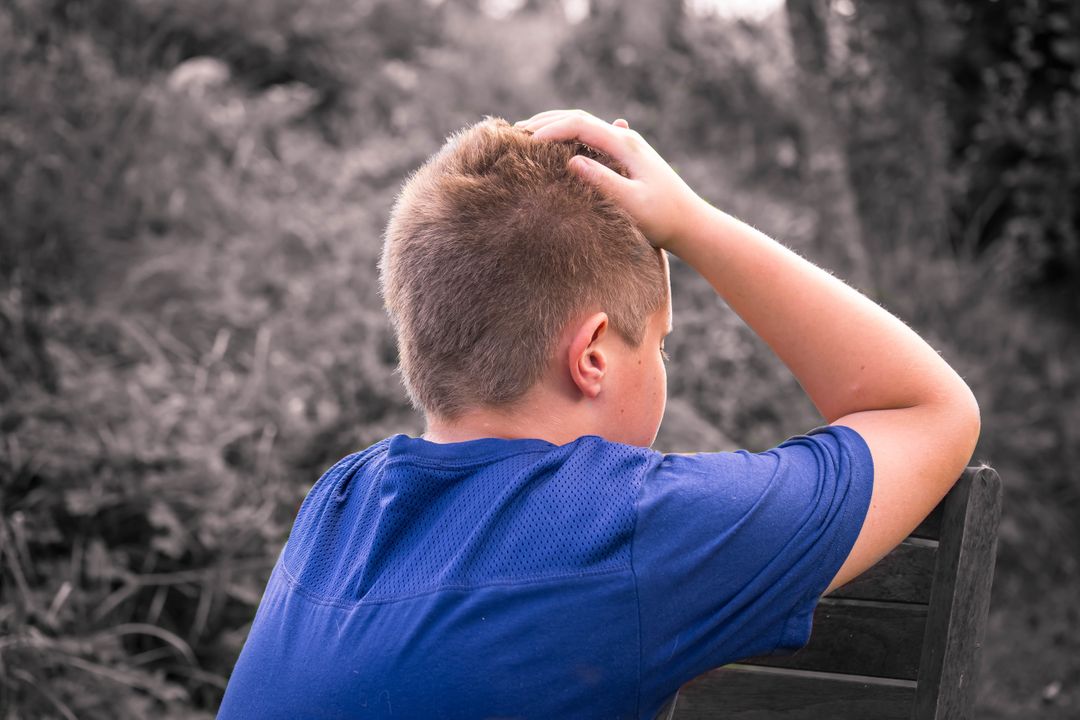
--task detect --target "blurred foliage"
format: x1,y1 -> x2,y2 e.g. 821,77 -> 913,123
554,1 -> 803,183
945,0 -> 1080,308
1,0 -> 1078,717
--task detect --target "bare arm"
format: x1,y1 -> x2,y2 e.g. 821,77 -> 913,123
517,110 -> 981,594
671,204 -> 980,593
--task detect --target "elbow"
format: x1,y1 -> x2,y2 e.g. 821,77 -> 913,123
968,388 -> 982,454
955,381 -> 982,465
930,373 -> 981,473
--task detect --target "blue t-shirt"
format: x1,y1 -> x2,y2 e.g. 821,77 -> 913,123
218,425 -> 873,719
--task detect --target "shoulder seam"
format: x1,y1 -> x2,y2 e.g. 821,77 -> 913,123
278,558 -> 635,609
629,452 -> 663,720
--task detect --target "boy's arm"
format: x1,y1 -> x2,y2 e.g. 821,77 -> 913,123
517,110 -> 980,595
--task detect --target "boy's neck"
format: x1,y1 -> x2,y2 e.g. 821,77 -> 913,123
422,390 -> 597,448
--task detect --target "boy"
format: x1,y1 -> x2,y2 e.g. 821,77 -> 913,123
218,110 -> 980,719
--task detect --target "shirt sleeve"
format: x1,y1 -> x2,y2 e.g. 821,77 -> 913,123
632,425 -> 873,704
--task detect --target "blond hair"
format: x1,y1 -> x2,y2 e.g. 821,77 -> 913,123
379,116 -> 666,420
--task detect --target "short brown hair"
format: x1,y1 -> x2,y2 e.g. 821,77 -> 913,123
379,116 -> 666,420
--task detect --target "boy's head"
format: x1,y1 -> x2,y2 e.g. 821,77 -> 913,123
379,116 -> 669,437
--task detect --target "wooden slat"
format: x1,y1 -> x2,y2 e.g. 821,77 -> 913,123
911,501 -> 943,540
829,539 -> 937,603
741,598 -> 926,680
914,467 -> 1002,719
673,664 -> 915,719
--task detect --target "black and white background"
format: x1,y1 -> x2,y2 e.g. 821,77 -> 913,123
1,0 -> 1077,717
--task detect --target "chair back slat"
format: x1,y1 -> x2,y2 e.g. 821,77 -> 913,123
828,540 -> 936,603
914,467 -> 1002,720
742,598 -> 926,680
911,504 -> 944,541
675,665 -> 915,719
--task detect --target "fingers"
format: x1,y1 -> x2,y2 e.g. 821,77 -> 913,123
516,110 -> 605,135
568,154 -> 634,200
514,110 -> 588,136
518,114 -> 635,171
515,109 -> 629,135
513,109 -> 639,195
514,108 -> 585,127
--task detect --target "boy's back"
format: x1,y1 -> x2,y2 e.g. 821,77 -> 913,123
218,428 -> 872,719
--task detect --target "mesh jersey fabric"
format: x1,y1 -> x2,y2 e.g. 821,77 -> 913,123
217,424 -> 873,720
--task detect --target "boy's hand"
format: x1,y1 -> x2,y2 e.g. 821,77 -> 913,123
515,109 -> 704,254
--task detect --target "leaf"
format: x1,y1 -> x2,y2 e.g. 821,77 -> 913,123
85,538 -> 124,582
148,501 -> 189,560
63,487 -> 120,517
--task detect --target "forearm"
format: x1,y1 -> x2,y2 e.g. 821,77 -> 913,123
671,201 -> 974,423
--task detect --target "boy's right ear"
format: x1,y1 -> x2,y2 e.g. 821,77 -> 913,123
567,312 -> 609,400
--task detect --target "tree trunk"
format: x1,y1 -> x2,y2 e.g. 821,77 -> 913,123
840,0 -> 952,259
785,0 -> 874,293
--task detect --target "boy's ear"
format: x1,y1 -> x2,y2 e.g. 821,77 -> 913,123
568,312 -> 609,399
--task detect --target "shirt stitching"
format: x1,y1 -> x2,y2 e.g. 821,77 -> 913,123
278,558 -> 633,609
382,445 -> 558,470
629,468 -> 648,720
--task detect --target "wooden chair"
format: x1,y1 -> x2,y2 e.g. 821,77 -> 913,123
656,466 -> 1002,720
